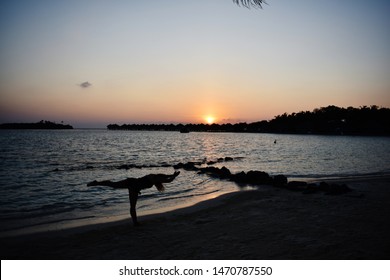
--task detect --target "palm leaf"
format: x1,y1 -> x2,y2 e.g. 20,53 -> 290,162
233,0 -> 265,8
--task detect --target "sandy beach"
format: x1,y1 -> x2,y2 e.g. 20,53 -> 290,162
1,176 -> 389,260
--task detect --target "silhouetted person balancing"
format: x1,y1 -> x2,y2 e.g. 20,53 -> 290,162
87,171 -> 180,226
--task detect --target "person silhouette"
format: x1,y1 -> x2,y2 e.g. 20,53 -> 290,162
87,171 -> 180,226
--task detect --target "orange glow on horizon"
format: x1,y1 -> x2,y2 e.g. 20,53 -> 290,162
205,116 -> 216,124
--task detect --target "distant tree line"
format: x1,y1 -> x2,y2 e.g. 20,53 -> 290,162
107,106 -> 390,136
0,120 -> 73,130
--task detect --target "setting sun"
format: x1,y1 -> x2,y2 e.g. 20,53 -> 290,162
205,116 -> 216,124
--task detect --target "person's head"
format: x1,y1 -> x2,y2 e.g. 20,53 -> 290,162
155,183 -> 165,192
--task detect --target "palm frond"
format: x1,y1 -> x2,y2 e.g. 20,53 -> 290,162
233,0 -> 265,8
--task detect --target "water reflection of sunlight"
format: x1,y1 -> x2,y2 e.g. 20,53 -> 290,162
197,134 -> 220,160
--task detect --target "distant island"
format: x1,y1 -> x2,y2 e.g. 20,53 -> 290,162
107,105 -> 390,136
0,120 -> 73,130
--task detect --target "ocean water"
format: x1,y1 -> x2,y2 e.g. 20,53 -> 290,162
0,130 -> 389,236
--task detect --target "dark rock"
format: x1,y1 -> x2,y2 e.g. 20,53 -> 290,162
246,170 -> 272,185
198,166 -> 213,174
200,166 -> 227,177
273,175 -> 288,187
173,162 -> 184,169
287,181 -> 308,191
183,162 -> 199,171
217,158 -> 224,162
174,162 -> 199,170
189,161 -> 203,166
207,161 -> 217,165
224,157 -> 234,161
287,181 -> 307,187
230,170 -> 273,185
220,166 -> 231,178
231,171 -> 247,183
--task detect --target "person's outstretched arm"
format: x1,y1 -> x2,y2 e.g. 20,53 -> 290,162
152,171 -> 180,183
141,171 -> 180,192
87,178 -> 134,189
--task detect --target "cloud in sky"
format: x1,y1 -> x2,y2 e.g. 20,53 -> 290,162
79,81 -> 92,88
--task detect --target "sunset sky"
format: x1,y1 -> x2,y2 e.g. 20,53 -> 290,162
1,0 -> 389,127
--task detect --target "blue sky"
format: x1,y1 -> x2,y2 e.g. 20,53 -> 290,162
1,0 -> 389,127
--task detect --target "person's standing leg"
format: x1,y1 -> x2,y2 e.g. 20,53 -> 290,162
128,189 -> 140,226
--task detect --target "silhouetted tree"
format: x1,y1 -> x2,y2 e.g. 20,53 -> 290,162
0,121 -> 73,129
106,106 -> 390,136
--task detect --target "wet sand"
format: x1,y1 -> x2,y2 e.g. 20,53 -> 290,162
1,176 -> 389,260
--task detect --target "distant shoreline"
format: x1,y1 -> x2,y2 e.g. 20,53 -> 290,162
107,105 -> 390,136
0,121 -> 73,130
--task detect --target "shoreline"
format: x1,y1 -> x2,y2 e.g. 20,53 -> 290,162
0,187 -> 237,238
0,188 -> 242,239
1,172 -> 384,238
1,175 -> 390,259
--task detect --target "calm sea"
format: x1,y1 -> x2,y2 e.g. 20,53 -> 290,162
0,130 -> 389,236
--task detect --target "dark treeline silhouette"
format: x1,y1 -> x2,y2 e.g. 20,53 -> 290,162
108,105 -> 390,136
265,105 -> 390,136
0,120 -> 73,130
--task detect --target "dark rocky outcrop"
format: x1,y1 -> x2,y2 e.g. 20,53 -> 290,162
173,162 -> 200,171
287,181 -> 308,191
273,175 -> 288,188
246,170 -> 273,185
173,158 -> 351,195
197,166 -> 231,179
